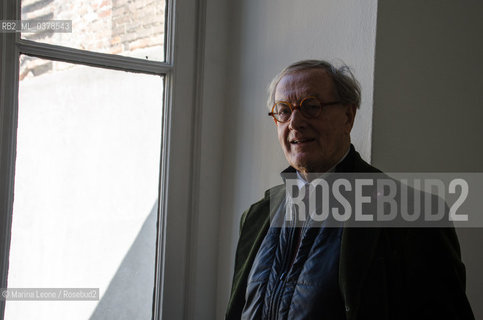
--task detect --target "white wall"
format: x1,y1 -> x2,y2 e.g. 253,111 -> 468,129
214,0 -> 378,318
372,1 -> 483,318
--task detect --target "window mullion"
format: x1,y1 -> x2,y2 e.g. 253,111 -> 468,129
0,2 -> 20,320
17,39 -> 172,76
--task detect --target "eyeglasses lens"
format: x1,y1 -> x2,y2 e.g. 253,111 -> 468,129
274,103 -> 291,122
300,98 -> 322,118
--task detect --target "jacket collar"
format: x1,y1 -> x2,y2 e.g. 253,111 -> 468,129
280,144 -> 357,180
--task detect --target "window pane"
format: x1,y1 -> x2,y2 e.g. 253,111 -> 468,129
21,0 -> 167,61
6,56 -> 163,320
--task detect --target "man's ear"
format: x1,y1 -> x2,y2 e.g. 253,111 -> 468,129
345,104 -> 357,132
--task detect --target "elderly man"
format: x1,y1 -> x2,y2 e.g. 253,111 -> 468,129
225,60 -> 474,319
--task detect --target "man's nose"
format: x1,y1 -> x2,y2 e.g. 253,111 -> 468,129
288,108 -> 307,130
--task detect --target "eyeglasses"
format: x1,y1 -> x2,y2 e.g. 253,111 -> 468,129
268,96 -> 340,123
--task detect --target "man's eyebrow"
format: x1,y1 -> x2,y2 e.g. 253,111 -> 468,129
309,93 -> 321,99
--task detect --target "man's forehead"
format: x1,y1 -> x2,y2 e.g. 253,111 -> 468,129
274,68 -> 335,101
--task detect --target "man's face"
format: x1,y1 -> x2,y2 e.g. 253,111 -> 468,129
275,68 -> 356,175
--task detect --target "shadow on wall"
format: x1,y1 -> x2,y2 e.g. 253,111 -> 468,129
372,1 -> 483,318
90,202 -> 157,320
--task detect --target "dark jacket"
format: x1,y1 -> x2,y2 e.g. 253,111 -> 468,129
226,146 -> 474,320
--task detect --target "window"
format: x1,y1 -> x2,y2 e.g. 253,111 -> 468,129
0,0 -> 202,318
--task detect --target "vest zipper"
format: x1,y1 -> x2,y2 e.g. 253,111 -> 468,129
267,222 -> 306,320
267,226 -> 293,320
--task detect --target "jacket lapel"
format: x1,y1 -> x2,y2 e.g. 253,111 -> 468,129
335,144 -> 383,319
225,184 -> 286,319
339,227 -> 382,319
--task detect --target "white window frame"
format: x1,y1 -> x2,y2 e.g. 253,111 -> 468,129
0,0 -> 206,318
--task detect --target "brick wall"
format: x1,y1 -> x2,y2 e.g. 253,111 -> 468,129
20,0 -> 166,79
